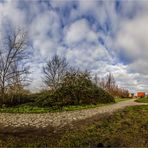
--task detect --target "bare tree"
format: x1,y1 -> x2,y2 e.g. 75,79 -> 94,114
0,28 -> 30,105
99,73 -> 129,98
105,73 -> 116,91
99,73 -> 117,96
98,73 -> 115,90
8,61 -> 30,94
43,55 -> 68,90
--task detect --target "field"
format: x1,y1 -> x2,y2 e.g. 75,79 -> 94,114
0,105 -> 148,147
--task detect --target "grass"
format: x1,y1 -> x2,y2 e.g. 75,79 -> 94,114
0,103 -> 111,113
58,105 -> 148,147
135,98 -> 148,103
115,98 -> 131,103
0,105 -> 148,147
0,98 -> 131,113
0,104 -> 51,113
126,105 -> 148,110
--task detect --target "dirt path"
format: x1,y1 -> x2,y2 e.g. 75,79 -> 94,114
0,99 -> 148,129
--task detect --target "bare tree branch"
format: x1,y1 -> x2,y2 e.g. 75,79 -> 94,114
0,27 -> 30,105
43,55 -> 69,90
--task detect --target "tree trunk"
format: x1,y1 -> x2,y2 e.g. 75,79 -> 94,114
1,87 -> 5,105
0,89 -> 4,107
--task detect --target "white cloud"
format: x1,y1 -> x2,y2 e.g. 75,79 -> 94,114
65,42 -> 113,72
0,0 -> 27,28
29,10 -> 61,58
50,0 -> 69,8
116,14 -> 148,73
1,0 -> 148,93
78,0 -> 97,12
64,19 -> 98,46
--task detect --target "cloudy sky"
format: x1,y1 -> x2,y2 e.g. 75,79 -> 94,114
0,0 -> 148,92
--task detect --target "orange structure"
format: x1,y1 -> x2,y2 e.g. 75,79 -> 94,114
137,92 -> 145,98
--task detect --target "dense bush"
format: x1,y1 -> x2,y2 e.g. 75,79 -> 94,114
2,93 -> 34,107
35,71 -> 115,107
53,71 -> 115,106
35,91 -> 55,107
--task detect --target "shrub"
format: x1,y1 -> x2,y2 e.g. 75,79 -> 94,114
52,71 -> 115,106
91,86 -> 115,103
2,93 -> 33,107
54,83 -> 114,106
34,71 -> 115,107
34,91 -> 54,107
33,91 -> 62,109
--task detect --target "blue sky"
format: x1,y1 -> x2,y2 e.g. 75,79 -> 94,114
0,0 -> 148,92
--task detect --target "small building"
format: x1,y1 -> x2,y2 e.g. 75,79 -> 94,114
137,92 -> 145,98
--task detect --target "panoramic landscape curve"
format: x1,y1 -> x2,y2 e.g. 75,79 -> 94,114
0,0 -> 148,147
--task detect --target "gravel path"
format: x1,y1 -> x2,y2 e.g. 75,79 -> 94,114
0,99 -> 148,129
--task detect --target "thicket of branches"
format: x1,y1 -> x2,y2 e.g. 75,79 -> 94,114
43,55 -> 68,90
94,73 -> 129,98
0,28 -> 30,106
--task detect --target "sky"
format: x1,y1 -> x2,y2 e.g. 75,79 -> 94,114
0,0 -> 148,93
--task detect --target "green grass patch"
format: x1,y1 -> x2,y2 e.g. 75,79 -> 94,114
0,104 -> 52,113
0,105 -> 148,147
0,103 -> 113,113
135,98 -> 148,103
126,105 -> 148,111
115,98 -> 131,103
